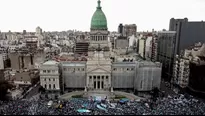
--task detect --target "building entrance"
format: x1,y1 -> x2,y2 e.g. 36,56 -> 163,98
94,80 -> 104,89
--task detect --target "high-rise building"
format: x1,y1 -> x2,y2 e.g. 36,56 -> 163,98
169,18 -> 205,54
169,18 -> 188,31
124,24 -> 137,37
138,38 -> 146,58
157,31 -> 177,82
173,42 -> 203,88
118,24 -> 124,36
150,35 -> 158,62
36,26 -> 43,35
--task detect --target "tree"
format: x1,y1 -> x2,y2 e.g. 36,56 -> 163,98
0,80 -> 13,100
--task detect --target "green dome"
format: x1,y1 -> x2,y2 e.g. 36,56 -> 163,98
91,0 -> 107,30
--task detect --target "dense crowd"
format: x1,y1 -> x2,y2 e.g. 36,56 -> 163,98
0,94 -> 205,115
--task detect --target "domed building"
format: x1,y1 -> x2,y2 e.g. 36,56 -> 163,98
89,0 -> 110,51
40,0 -> 162,96
90,0 -> 107,31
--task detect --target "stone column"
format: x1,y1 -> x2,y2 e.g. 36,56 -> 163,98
100,75 -> 102,89
87,76 -> 89,88
103,75 -> 106,89
95,76 -> 98,89
109,75 -> 111,88
92,76 -> 94,89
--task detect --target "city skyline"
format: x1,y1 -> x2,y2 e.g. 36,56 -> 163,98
0,0 -> 205,32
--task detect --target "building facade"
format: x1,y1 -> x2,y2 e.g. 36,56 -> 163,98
40,61 -> 60,91
173,54 -> 190,88
61,61 -> 86,90
157,31 -> 177,82
124,24 -> 137,37
169,18 -> 205,54
40,0 -> 162,94
188,56 -> 205,97
114,36 -> 129,49
86,51 -> 112,90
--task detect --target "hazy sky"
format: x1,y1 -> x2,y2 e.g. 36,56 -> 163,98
0,0 -> 205,32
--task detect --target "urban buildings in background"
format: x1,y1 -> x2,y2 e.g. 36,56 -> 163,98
0,0 -> 205,100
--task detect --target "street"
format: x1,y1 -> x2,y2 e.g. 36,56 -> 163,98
24,82 -> 41,99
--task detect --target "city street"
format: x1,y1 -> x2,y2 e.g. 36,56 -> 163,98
24,82 -> 41,99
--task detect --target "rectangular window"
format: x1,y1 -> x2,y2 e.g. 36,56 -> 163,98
47,70 -> 51,73
127,68 -> 129,71
89,76 -> 92,79
44,78 -> 46,81
44,84 -> 47,89
53,84 -> 56,89
49,84 -> 51,89
43,70 -> 46,73
82,68 -> 84,71
78,68 -> 80,71
53,78 -> 55,81
49,78 -> 51,81
52,70 -> 55,73
64,68 -> 66,71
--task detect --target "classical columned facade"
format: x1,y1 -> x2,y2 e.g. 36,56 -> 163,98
86,70 -> 111,90
89,31 -> 109,48
86,51 -> 112,91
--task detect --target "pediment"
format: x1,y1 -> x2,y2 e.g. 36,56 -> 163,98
87,66 -> 111,73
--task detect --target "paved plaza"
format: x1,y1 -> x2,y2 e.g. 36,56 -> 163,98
59,90 -> 143,100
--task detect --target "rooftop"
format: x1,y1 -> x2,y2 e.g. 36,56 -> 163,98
43,60 -> 59,65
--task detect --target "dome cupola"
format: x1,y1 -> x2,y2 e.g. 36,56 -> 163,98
90,0 -> 108,31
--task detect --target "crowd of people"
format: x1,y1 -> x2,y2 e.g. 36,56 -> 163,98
0,94 -> 205,115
